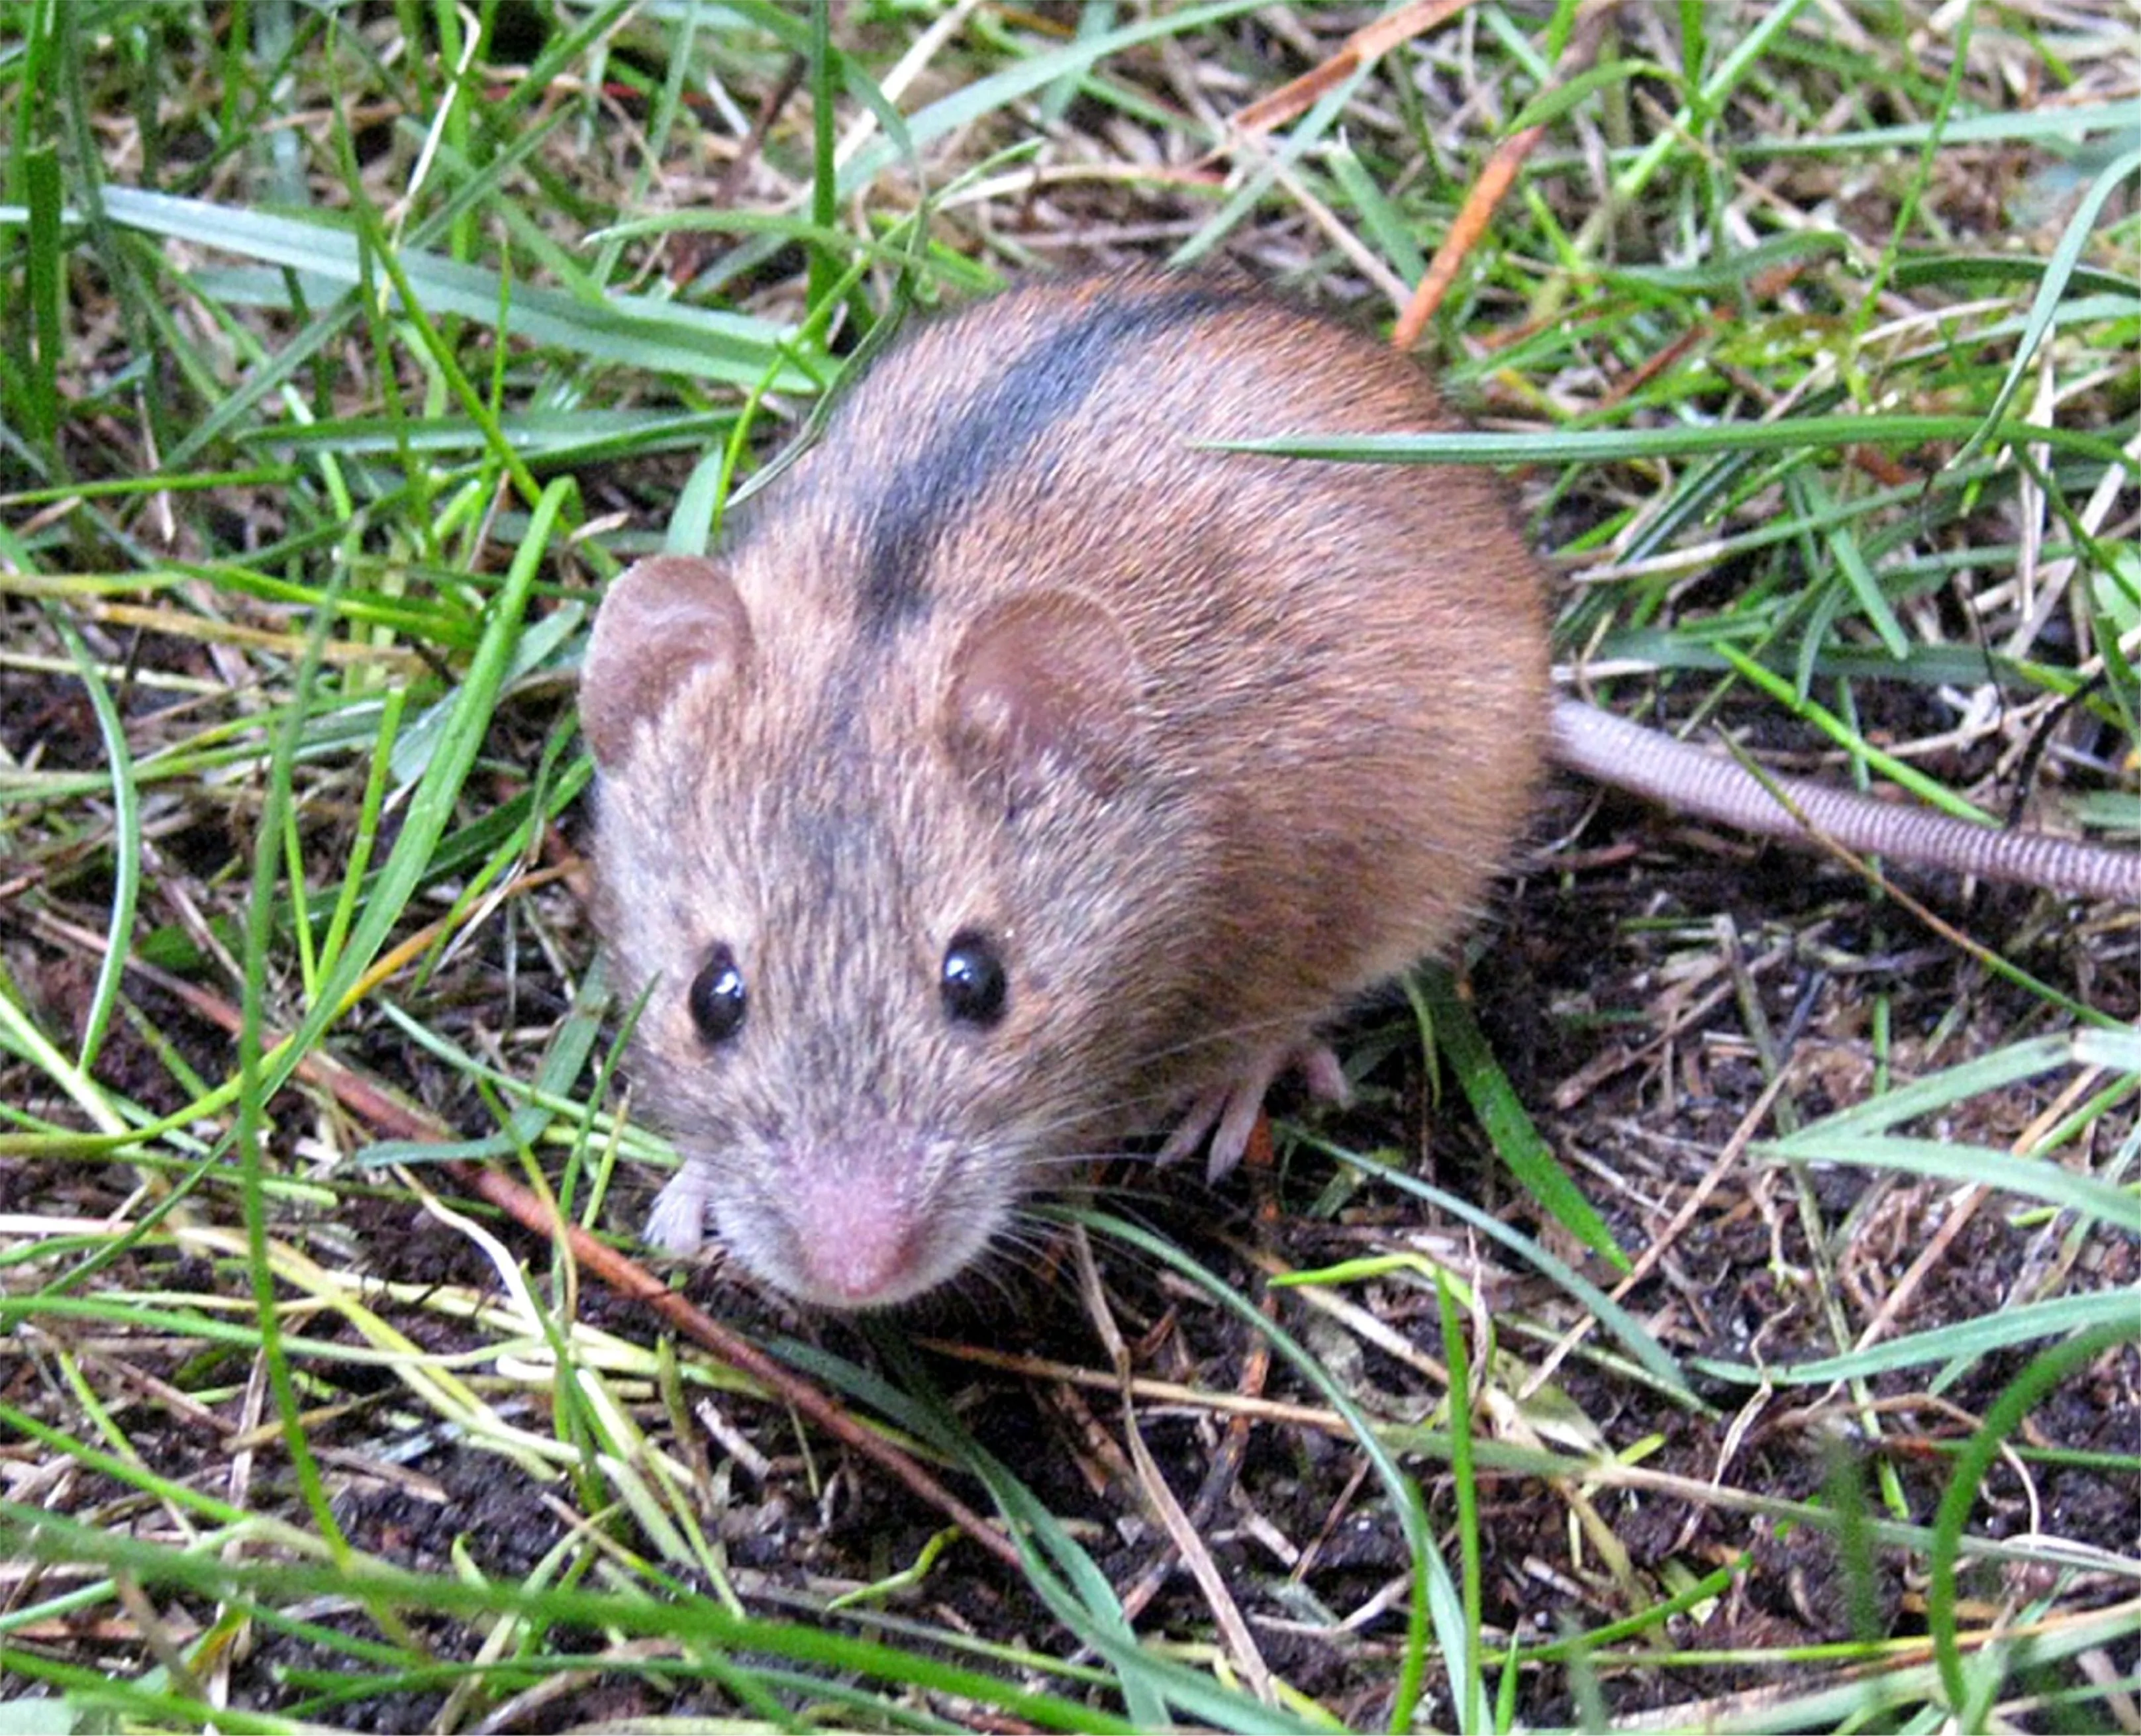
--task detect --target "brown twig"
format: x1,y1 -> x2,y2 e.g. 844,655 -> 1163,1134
1393,1 -> 1625,348
1394,123 -> 1547,350
1229,0 -> 1473,138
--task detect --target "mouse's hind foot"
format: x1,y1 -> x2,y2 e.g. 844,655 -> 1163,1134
1158,1041 -> 1351,1181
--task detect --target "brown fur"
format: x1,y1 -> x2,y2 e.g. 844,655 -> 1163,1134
582,272 -> 1549,1308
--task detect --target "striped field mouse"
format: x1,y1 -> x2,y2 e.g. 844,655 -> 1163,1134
580,271 -> 2137,1310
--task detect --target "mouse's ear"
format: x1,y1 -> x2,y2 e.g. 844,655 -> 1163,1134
944,590 -> 1142,797
580,555 -> 755,769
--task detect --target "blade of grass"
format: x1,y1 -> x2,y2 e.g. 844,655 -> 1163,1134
0,1502 -> 1144,1735
93,187 -> 818,391
1691,1288 -> 2141,1388
1220,414 -> 2135,469
1434,1275 -> 1486,1735
43,608 -> 139,1080
1959,141 -> 2141,463
1926,1324 -> 2136,1717
1305,1142 -> 1695,1402
1409,965 -> 1626,1268
1758,1134 -> 2139,1232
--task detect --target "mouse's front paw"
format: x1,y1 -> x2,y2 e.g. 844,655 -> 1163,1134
643,1168 -> 713,1255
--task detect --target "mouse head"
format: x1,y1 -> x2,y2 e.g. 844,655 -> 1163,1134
581,554 -> 1179,1309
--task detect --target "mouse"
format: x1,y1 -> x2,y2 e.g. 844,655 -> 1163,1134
579,270 -> 2139,1312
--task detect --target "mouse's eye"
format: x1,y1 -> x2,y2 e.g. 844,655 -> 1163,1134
687,943 -> 748,1044
940,930 -> 1008,1028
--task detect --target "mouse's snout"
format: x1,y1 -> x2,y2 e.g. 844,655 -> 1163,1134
721,1132 -> 1006,1311
787,1161 -> 930,1306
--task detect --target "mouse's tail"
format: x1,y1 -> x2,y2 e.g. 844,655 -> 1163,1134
1548,699 -> 2140,904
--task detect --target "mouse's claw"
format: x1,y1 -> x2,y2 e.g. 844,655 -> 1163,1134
1159,1041 -> 1352,1181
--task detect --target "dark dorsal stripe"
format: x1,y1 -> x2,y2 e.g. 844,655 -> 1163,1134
856,283 -> 1242,633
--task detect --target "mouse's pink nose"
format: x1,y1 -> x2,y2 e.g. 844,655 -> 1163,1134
787,1169 -> 924,1307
